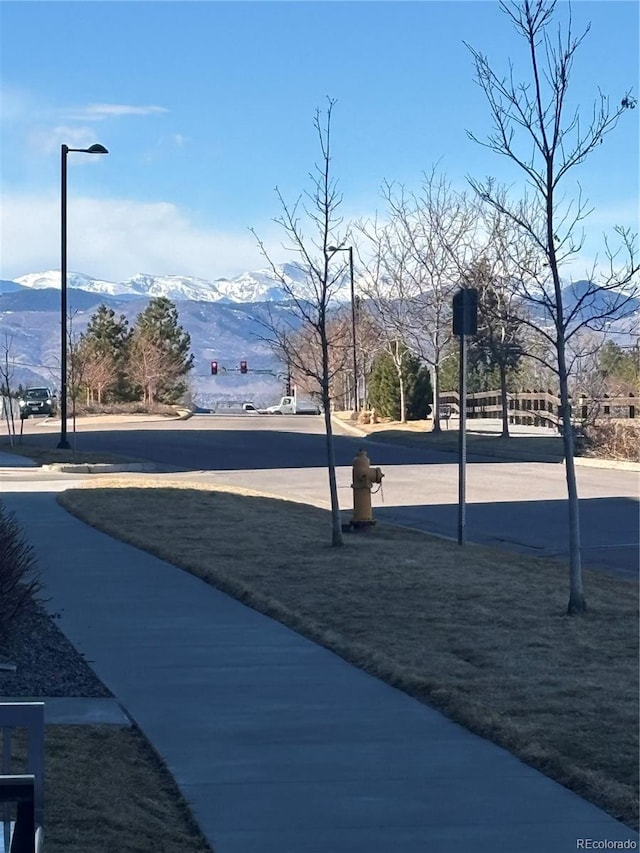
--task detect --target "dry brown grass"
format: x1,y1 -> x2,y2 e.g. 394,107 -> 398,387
339,417 -> 566,460
2,724 -> 211,853
58,479 -> 639,829
339,412 -> 640,463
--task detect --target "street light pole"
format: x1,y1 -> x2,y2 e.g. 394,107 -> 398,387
59,145 -> 68,449
58,143 -> 108,449
327,245 -> 358,413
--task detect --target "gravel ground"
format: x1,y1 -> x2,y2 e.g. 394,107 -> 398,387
0,595 -> 111,697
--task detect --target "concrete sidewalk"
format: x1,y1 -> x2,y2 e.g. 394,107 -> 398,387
1,484 -> 637,853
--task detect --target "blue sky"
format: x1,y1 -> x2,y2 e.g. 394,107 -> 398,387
1,0 -> 638,283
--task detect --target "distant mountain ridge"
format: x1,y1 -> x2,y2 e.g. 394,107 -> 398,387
0,263 -> 341,403
1,268 -> 637,404
0,281 -> 304,406
12,264 -> 323,305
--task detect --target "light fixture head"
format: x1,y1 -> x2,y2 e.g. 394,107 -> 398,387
87,144 -> 109,154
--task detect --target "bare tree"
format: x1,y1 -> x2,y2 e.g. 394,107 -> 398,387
463,208 -> 533,437
0,334 -> 18,444
279,315 -> 351,409
81,346 -> 114,405
466,0 -> 639,613
127,331 -> 168,405
380,171 -> 478,431
565,329 -> 610,425
252,99 -> 348,547
355,216 -> 418,423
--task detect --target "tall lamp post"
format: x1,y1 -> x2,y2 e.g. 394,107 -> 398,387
327,245 -> 358,412
58,143 -> 108,449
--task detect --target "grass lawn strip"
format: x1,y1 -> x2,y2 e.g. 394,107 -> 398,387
3,724 -> 212,853
58,478 -> 639,830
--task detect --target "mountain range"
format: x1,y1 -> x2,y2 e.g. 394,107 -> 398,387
0,267 -> 637,407
6,264 -> 330,304
0,266 -> 318,406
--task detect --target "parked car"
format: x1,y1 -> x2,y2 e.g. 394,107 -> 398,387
18,387 -> 57,419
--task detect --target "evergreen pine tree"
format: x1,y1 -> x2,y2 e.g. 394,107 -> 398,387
81,305 -> 132,402
129,297 -> 194,404
405,352 -> 433,420
369,346 -> 433,420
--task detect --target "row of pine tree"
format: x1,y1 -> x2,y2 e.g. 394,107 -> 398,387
68,297 -> 193,406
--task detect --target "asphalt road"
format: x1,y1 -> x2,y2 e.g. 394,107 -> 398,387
13,413 -> 640,579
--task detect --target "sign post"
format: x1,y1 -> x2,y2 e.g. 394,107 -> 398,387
452,288 -> 478,546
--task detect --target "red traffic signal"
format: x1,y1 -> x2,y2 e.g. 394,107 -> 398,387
240,360 -> 248,374
210,361 -> 218,376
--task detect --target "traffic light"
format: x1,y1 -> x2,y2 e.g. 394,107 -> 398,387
210,361 -> 218,376
240,360 -> 248,374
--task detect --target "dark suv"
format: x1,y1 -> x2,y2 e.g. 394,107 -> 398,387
18,387 -> 57,419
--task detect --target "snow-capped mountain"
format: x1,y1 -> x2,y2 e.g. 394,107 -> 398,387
124,273 -> 224,302
0,286 -> 302,404
12,263 -> 325,305
214,270 -> 291,303
0,263 -> 351,399
14,271 -> 132,297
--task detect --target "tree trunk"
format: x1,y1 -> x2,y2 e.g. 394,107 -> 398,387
2,386 -> 14,446
432,365 -> 441,433
322,381 -> 344,548
398,365 -> 406,423
499,363 -> 510,439
558,339 -> 586,614
361,357 -> 367,409
547,175 -> 585,615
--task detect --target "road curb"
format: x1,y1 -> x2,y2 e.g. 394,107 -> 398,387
571,456 -> 640,472
41,462 -> 158,474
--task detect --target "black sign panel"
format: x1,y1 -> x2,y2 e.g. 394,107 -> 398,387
452,288 -> 478,336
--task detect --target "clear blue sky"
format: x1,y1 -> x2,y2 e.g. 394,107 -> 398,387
1,0 -> 638,283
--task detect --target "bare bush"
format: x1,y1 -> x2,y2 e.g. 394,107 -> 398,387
0,500 -> 43,643
71,401 -> 179,417
584,422 -> 640,462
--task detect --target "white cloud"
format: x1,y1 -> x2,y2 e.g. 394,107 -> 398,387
63,103 -> 169,120
0,193 -> 283,283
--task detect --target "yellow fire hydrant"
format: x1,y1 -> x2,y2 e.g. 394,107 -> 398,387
351,449 -> 384,529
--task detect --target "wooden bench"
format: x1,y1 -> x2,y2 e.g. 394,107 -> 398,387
1,703 -> 44,853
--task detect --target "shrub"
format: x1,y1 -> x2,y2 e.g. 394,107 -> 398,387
0,500 -> 42,643
583,421 -> 640,462
71,401 -> 178,417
